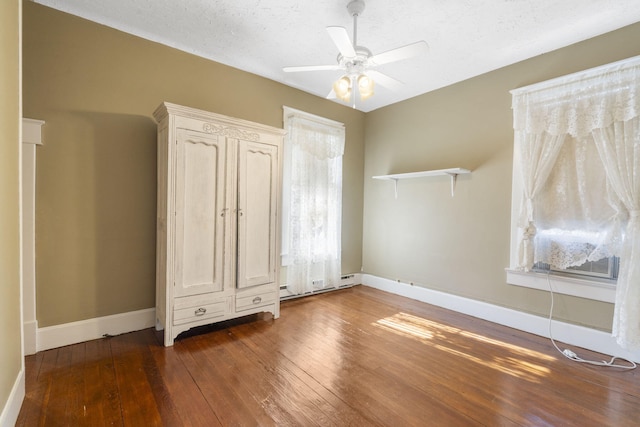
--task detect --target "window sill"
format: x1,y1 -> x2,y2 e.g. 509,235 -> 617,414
505,268 -> 616,303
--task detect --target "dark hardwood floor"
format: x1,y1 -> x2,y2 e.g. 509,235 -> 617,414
16,285 -> 640,426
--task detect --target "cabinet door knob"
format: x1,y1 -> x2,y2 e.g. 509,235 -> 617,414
252,296 -> 262,304
194,307 -> 207,316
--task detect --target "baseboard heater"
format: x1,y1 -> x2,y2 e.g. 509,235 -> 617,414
280,274 -> 357,300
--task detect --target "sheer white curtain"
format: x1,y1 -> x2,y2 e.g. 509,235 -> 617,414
515,130 -> 565,270
512,55 -> 640,349
593,117 -> 640,349
285,111 -> 345,295
533,136 -> 624,269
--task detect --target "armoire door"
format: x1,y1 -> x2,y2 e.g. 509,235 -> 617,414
236,139 -> 279,289
173,129 -> 227,298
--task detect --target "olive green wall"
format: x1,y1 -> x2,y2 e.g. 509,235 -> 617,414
23,2 -> 365,327
363,22 -> 640,331
0,0 -> 23,417
23,0 -> 640,334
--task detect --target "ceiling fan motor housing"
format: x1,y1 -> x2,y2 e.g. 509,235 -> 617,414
337,46 -> 372,75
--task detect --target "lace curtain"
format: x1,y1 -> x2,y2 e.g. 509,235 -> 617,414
285,112 -> 345,295
512,55 -> 640,350
533,136 -> 624,269
593,117 -> 640,349
516,130 -> 565,270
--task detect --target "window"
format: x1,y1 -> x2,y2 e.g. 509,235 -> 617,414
507,55 -> 640,319
525,134 -> 622,285
281,107 -> 345,297
507,132 -> 621,302
508,135 -> 619,302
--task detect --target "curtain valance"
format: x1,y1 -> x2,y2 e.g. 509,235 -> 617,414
512,56 -> 640,138
287,115 -> 345,159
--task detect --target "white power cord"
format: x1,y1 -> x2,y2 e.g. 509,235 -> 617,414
546,272 -> 636,370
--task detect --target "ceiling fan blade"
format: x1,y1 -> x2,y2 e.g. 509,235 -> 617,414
369,41 -> 428,66
367,70 -> 404,91
283,64 -> 341,72
326,26 -> 356,58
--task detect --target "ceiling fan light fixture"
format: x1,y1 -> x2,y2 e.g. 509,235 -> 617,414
358,74 -> 374,100
284,0 -> 426,108
334,75 -> 352,102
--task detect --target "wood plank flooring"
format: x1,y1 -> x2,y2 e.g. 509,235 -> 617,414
16,285 -> 640,426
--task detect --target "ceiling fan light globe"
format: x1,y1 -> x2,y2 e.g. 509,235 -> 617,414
357,74 -> 372,88
337,88 -> 352,103
358,74 -> 374,100
336,87 -> 352,102
333,76 -> 352,102
360,89 -> 374,101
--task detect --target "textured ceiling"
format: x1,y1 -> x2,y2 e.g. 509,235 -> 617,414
34,0 -> 640,112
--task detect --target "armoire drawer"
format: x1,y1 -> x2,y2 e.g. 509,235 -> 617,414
236,291 -> 276,312
173,296 -> 226,326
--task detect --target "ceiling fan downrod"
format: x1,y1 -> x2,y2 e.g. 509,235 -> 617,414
347,0 -> 365,48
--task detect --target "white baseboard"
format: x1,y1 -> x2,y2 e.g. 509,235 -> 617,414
0,368 -> 24,427
361,274 -> 640,363
23,320 -> 38,356
37,308 -> 156,352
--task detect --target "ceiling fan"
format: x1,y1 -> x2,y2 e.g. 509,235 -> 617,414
283,0 -> 428,105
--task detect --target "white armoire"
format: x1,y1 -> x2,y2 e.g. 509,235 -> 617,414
153,102 -> 284,346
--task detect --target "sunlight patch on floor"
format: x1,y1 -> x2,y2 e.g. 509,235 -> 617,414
373,312 -> 553,382
458,329 -> 556,361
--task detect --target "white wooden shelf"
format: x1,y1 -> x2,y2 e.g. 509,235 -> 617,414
372,168 -> 471,198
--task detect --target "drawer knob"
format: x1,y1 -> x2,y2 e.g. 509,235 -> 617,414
194,307 -> 207,316
252,296 -> 262,304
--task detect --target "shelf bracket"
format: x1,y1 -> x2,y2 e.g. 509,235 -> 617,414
446,172 -> 458,197
392,178 -> 399,199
